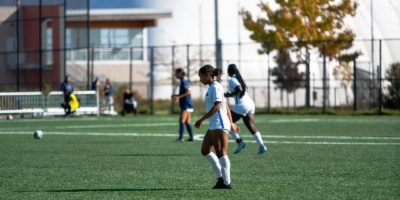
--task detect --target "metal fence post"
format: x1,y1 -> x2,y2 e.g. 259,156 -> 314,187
86,0 -> 90,90
378,39 -> 382,113
186,44 -> 190,82
16,0 -> 20,91
39,0 -> 43,91
129,47 -> 132,91
322,42 -> 326,113
150,47 -> 154,115
305,51 -> 310,108
90,47 -> 94,84
267,41 -> 271,113
253,86 -> 256,104
171,45 -> 176,114
353,56 -> 357,111
63,0 -> 66,80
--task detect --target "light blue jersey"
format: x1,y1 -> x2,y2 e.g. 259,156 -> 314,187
205,81 -> 230,131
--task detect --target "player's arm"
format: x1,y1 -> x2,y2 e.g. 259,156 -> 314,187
195,101 -> 221,129
226,102 -> 240,133
173,88 -> 191,100
224,85 -> 242,97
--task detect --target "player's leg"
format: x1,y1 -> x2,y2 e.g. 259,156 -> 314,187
242,113 -> 267,154
201,130 -> 223,188
133,102 -> 138,116
66,104 -> 72,116
212,130 -> 232,189
176,110 -> 186,142
185,111 -> 194,141
109,97 -> 115,113
230,110 -> 247,154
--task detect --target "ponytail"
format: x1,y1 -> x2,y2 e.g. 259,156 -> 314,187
228,64 -> 247,98
212,68 -> 222,82
199,64 -> 222,82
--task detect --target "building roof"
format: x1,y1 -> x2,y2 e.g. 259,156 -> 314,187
66,8 -> 172,22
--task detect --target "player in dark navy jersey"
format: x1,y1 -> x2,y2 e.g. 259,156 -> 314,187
172,68 -> 194,142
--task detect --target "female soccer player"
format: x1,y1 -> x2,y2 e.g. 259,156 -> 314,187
195,64 -> 240,189
224,64 -> 267,155
171,68 -> 194,142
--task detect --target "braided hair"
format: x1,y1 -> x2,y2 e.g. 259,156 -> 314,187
228,64 -> 247,98
199,64 -> 222,82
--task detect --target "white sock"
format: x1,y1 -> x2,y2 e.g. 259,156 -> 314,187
205,152 -> 222,178
253,132 -> 264,146
229,130 -> 240,141
219,155 -> 231,185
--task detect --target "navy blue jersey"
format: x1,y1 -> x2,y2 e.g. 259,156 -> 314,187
60,81 -> 74,94
179,78 -> 193,109
104,84 -> 114,97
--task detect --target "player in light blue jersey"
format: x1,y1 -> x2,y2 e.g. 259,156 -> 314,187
225,64 -> 267,155
195,64 -> 240,189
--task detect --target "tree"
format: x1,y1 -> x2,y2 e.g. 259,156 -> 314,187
241,0 -> 358,107
332,52 -> 361,105
271,49 -> 304,107
384,62 -> 400,109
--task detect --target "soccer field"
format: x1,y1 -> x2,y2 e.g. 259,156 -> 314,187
0,115 -> 399,199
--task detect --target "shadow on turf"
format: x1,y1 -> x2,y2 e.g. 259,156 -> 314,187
49,188 -> 190,192
113,153 -> 197,157
18,188 -> 192,193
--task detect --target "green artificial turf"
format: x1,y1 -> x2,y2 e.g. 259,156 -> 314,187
0,115 -> 399,199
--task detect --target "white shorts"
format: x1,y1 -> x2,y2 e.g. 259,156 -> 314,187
183,108 -> 194,113
231,103 -> 255,117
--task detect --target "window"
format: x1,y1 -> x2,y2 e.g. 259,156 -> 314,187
45,28 -> 53,65
66,28 -> 144,61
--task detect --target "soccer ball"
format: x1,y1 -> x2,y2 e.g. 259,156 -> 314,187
33,130 -> 43,139
6,115 -> 13,120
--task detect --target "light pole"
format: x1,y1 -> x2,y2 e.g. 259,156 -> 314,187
214,0 -> 222,68
370,0 -> 374,78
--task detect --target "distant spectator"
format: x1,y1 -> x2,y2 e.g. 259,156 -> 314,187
61,75 -> 74,95
60,75 -> 75,116
121,88 -> 138,116
91,77 -> 100,90
104,78 -> 115,114
61,91 -> 79,116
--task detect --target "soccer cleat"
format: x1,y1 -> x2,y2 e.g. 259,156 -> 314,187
258,145 -> 267,155
187,138 -> 194,142
212,177 -> 224,189
175,138 -> 184,142
223,183 -> 233,189
234,142 -> 247,154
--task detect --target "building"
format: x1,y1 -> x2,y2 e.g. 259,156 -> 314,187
0,3 -> 171,98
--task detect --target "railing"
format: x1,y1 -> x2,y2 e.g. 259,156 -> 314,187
0,90 -> 100,117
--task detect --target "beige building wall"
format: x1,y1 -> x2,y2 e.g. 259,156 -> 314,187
66,61 -> 151,98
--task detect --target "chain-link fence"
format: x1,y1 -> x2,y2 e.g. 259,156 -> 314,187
1,1 -> 399,114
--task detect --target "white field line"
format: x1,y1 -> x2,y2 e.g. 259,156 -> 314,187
1,122 -> 213,130
228,140 -> 400,146
1,130 -> 399,140
239,134 -> 400,140
55,122 -> 179,129
0,122 -> 179,130
1,131 -> 400,146
267,119 -> 321,123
